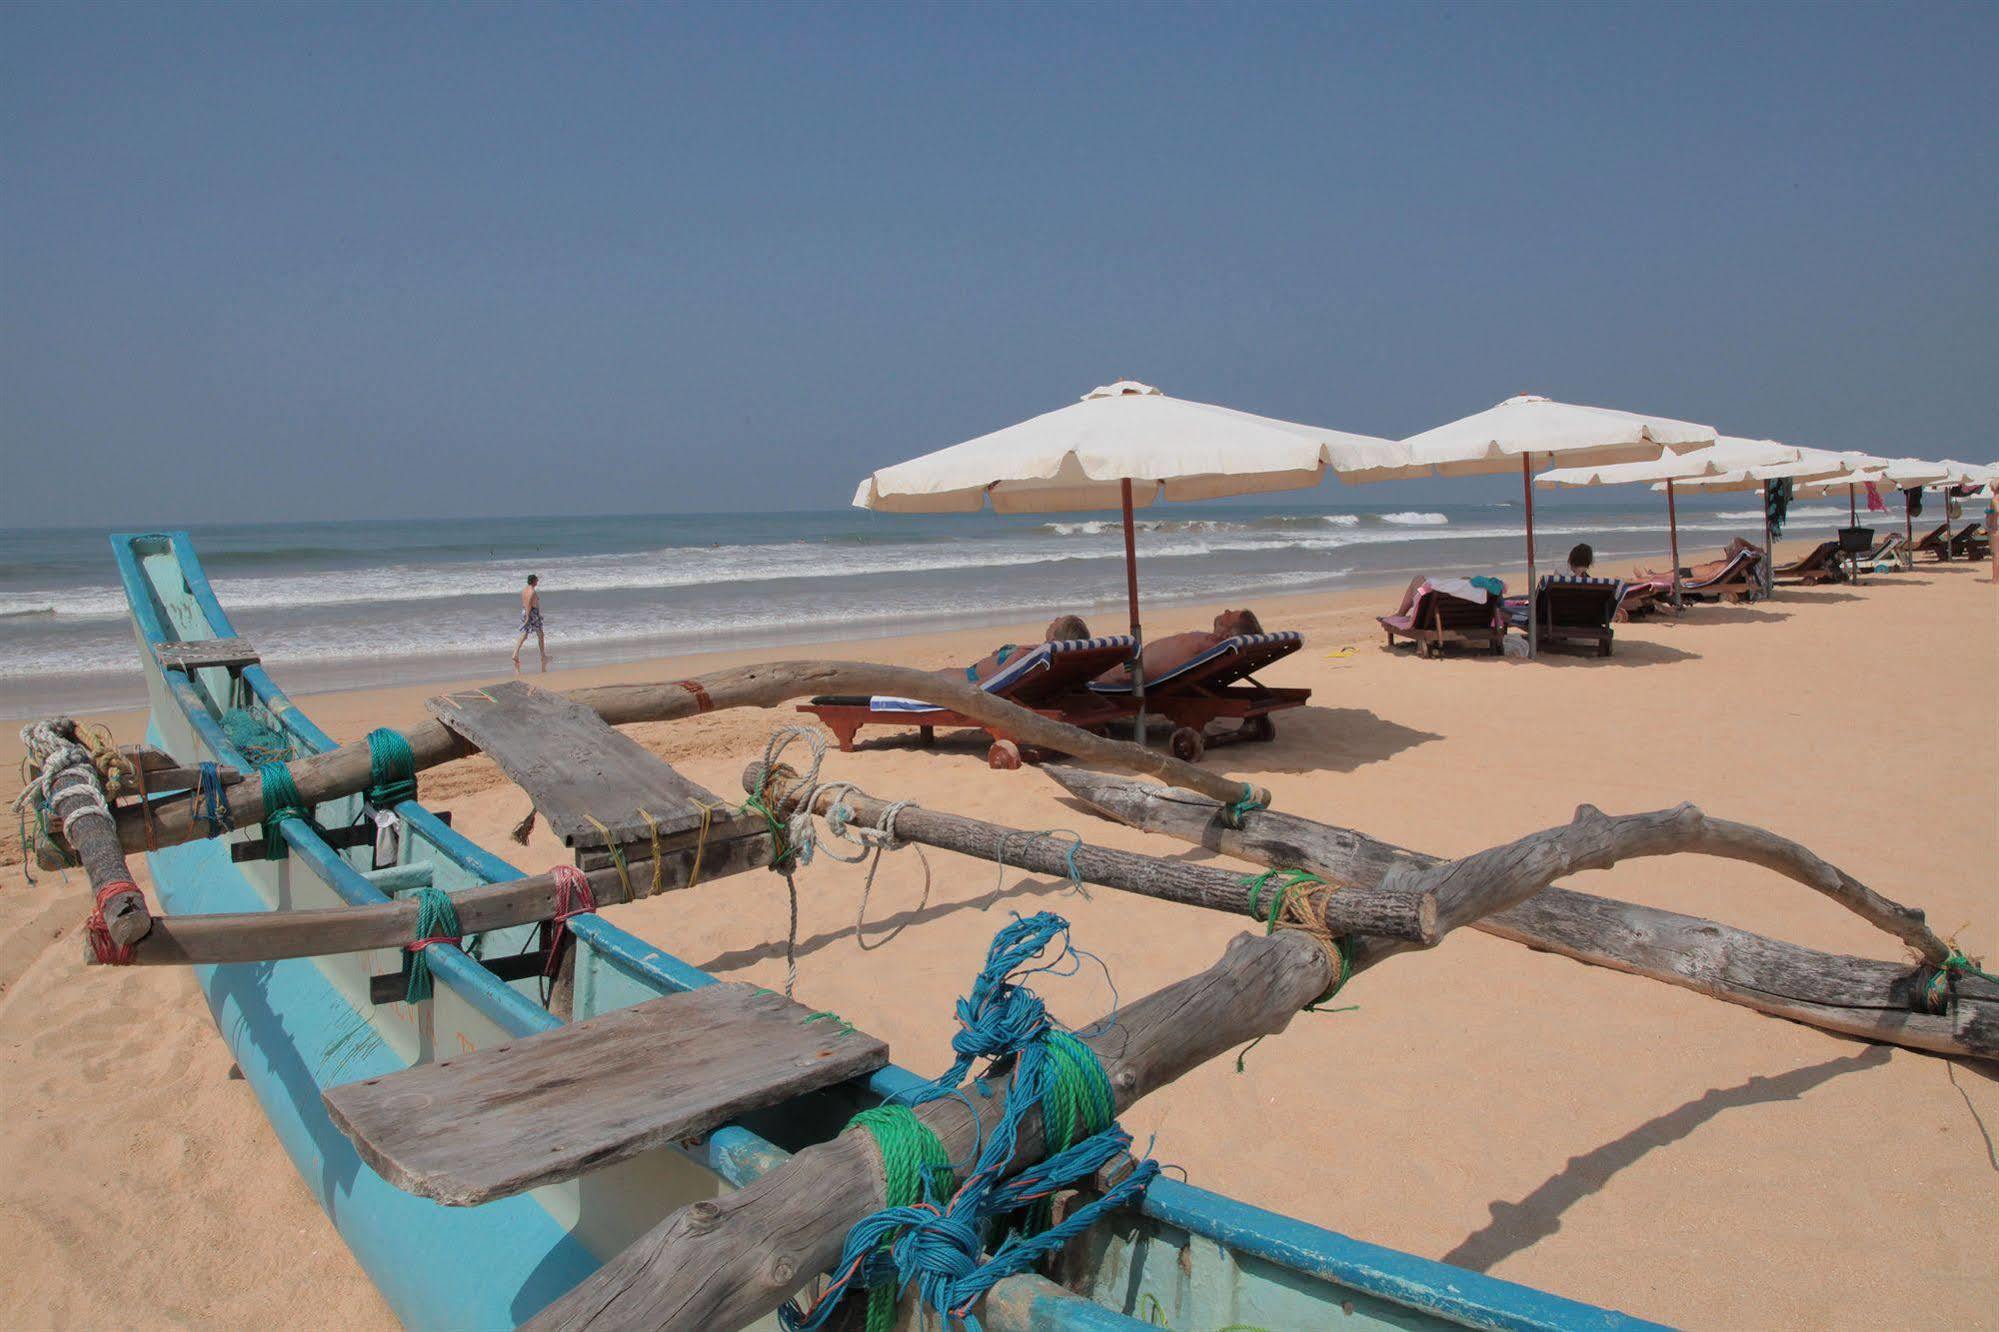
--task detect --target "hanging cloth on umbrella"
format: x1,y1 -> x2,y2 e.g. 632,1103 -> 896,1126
1764,477 -> 1793,538
1903,486 -> 1924,517
1865,481 -> 1888,513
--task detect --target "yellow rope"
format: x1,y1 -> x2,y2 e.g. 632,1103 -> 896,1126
583,815 -> 634,902
1273,880 -> 1352,996
688,801 -> 730,890
637,807 -> 663,896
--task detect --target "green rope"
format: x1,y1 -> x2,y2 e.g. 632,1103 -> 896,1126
402,887 -> 461,1004
803,1010 -> 857,1037
1222,784 -> 1268,829
364,727 -> 418,808
741,787 -> 794,871
1926,947 -> 1999,1013
258,761 -> 308,860
848,1104 -> 955,1332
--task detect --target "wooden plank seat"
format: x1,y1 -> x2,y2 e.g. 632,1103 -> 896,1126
153,636 -> 261,673
323,983 -> 889,1206
1378,585 -> 1504,658
1084,631 -> 1311,758
427,680 -> 765,863
797,636 -> 1134,756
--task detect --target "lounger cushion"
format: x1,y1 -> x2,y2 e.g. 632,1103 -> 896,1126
869,636 -> 1133,713
1086,632 -> 1302,695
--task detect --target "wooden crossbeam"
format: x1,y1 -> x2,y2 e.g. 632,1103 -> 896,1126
324,983 -> 889,1206
153,637 -> 261,672
427,681 -> 764,854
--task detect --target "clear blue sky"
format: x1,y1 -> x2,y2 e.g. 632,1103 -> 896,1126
5,1 -> 1992,525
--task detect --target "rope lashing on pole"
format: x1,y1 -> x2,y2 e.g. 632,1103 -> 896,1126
192,762 -> 234,838
779,912 -> 1159,1332
1925,943 -> 1999,1013
257,761 -> 310,860
363,727 -> 418,808
401,886 -> 462,1004
85,880 -> 142,965
1222,784 -> 1270,829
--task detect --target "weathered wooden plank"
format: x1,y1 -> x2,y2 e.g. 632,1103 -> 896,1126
153,636 -> 260,672
324,983 -> 890,1206
427,681 -> 760,850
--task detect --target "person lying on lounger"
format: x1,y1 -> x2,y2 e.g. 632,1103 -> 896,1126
955,615 -> 1094,685
1634,536 -> 1762,584
1095,609 -> 1262,687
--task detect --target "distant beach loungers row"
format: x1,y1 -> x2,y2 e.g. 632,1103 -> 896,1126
810,517 -> 1989,765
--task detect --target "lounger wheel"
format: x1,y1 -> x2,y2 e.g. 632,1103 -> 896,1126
1169,726 -> 1206,763
987,739 -> 1022,771
1240,715 -> 1276,743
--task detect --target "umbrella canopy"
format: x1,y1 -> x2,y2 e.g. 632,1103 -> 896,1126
1396,394 -> 1715,653
1401,394 -> 1715,476
851,379 -> 1420,739
853,380 -> 1423,515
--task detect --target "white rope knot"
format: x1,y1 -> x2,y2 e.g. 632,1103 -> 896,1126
14,718 -> 114,839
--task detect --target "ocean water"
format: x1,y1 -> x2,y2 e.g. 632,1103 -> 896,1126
0,499 -> 1844,717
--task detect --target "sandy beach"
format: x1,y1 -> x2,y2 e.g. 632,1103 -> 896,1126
2,551 -> 1994,1330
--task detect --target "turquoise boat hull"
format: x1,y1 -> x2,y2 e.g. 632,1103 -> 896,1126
111,531 -> 1663,1332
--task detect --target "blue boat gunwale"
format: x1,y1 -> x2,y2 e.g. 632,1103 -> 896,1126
108,529 -> 1658,1332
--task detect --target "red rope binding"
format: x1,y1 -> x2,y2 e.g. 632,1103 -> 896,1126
86,880 -> 141,965
544,865 -> 598,976
406,936 -> 462,951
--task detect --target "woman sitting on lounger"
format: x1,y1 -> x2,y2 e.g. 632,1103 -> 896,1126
1095,609 -> 1261,687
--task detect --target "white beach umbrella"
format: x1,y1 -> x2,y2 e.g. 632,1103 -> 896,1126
1397,394 -> 1716,653
1660,447 -> 1862,584
1538,439 -> 1818,604
852,379 -> 1423,727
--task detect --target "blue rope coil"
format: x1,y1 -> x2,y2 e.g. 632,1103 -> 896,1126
780,912 -> 1159,1332
364,727 -> 418,809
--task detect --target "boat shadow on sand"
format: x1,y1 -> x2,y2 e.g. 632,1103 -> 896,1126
1439,1045 -> 1892,1273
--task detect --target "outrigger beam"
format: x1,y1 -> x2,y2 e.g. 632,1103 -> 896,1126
1047,767 -> 1999,1063
105,661 -> 1273,857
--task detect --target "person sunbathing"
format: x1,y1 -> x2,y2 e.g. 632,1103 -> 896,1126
955,615 -> 1094,685
1634,536 -> 1762,584
1095,609 -> 1262,687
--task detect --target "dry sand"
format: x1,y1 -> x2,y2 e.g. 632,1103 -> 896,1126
2,551 -> 1995,1330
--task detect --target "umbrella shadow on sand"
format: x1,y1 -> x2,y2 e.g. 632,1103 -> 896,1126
1439,1044 -> 1891,1273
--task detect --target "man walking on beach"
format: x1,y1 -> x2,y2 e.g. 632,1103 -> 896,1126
512,574 -> 546,672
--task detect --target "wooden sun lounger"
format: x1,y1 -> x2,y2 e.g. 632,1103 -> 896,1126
1084,632 -> 1310,760
1913,522 -> 1952,559
1526,576 -> 1623,657
1379,587 -> 1504,659
797,636 -> 1133,762
1774,539 -> 1845,585
1948,522 -> 1992,559
1677,547 -> 1763,603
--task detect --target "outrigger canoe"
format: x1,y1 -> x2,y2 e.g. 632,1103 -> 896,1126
109,530 -> 1656,1331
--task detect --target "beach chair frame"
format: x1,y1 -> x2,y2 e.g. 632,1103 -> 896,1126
1774,539 -> 1845,585
797,637 -> 1133,760
1086,633 -> 1311,760
1531,575 -> 1623,657
1379,590 -> 1505,659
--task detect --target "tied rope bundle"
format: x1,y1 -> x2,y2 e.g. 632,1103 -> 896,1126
780,912 -> 1159,1332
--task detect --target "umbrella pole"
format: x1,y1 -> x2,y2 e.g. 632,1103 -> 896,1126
1666,477 -> 1682,610
1523,454 -> 1537,658
1121,478 -> 1147,746
1763,497 -> 1774,599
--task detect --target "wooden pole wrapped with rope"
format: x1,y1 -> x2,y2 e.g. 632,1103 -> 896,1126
14,718 -> 153,961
